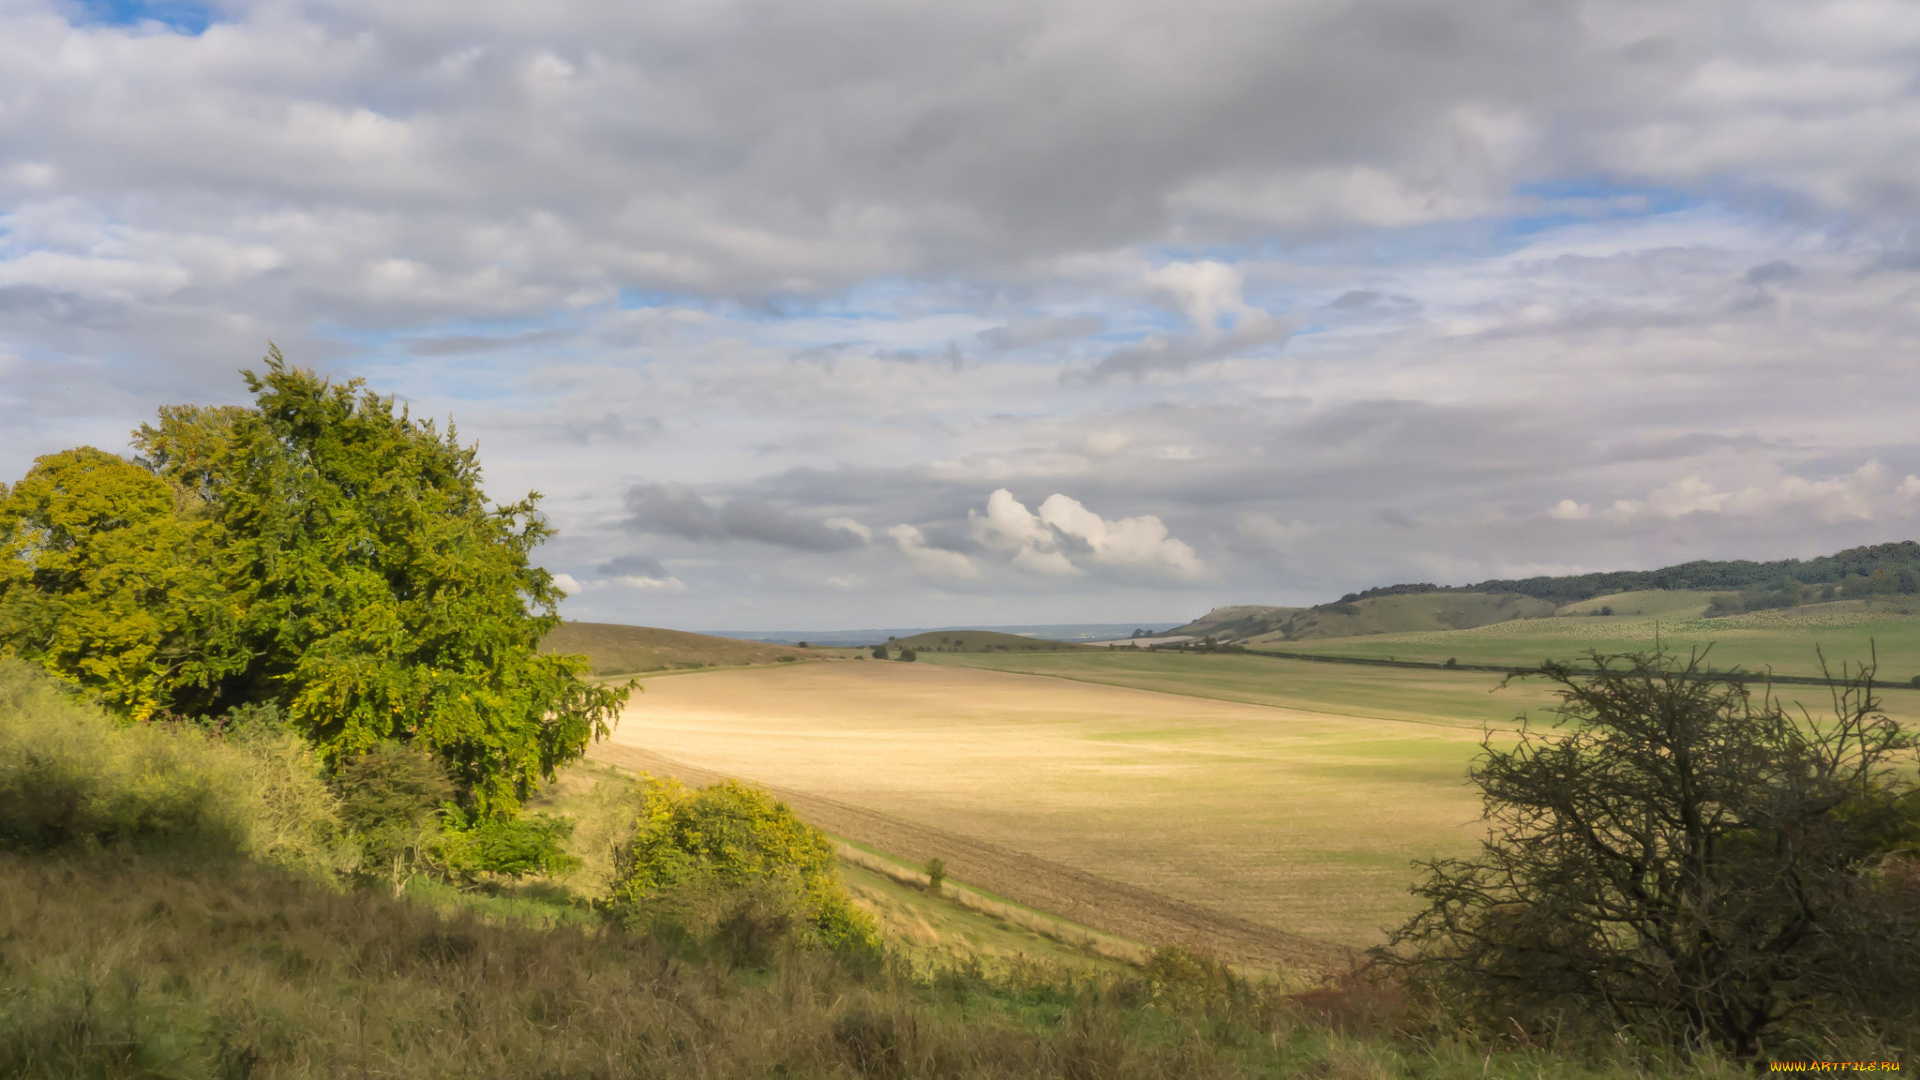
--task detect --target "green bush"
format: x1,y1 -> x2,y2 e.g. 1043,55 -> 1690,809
441,809 -> 578,881
609,776 -> 879,956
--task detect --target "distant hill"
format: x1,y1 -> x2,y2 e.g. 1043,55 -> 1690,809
1176,542 -> 1920,645
540,622 -> 820,675
1174,593 -> 1557,644
1349,541 -> 1920,606
885,629 -> 1088,654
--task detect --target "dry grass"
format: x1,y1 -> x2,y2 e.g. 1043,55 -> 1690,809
0,850 -> 1735,1080
599,661 -> 1504,947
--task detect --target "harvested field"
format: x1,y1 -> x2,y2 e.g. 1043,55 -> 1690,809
595,661 -> 1504,950
592,742 -> 1350,972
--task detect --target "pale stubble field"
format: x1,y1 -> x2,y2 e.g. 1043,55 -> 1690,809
600,659 -> 1515,945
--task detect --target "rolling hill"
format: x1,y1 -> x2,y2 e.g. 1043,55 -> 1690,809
539,622 -> 825,675
1176,542 -> 1920,645
884,629 -> 1089,654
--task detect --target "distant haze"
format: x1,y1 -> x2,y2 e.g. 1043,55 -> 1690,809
6,1 -> 1920,629
711,625 -> 1182,647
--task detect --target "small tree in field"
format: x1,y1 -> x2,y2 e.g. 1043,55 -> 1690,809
1380,648 -> 1920,1059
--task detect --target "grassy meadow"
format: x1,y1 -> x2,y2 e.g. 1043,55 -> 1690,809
600,660 -> 1500,945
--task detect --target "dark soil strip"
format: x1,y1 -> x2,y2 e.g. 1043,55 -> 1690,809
588,742 -> 1354,973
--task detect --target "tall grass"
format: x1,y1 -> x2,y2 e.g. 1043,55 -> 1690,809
0,658 -> 347,875
0,852 -> 1747,1080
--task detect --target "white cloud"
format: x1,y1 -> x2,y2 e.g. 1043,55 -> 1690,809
825,517 -> 873,542
1545,499 -> 1591,521
1146,261 -> 1262,340
1596,463 -> 1920,525
964,488 -> 1202,579
887,523 -> 981,580
1038,494 -> 1205,579
550,572 -> 585,595
614,574 -> 688,592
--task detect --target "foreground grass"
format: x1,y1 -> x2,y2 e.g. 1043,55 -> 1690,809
0,850 -> 1743,1080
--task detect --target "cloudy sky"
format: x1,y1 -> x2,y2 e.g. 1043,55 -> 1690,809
5,0 -> 1920,630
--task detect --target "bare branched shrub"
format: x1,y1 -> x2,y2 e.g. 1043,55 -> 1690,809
1379,648 -> 1920,1060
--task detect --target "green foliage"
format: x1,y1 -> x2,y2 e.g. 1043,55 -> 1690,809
923,856 -> 946,894
441,809 -> 579,880
610,776 -> 879,955
897,647 -> 917,661
333,742 -> 457,893
871,645 -> 888,659
0,660 -> 345,876
0,448 -> 245,719
221,353 -> 628,814
1383,649 -> 1920,1060
0,349 -> 628,814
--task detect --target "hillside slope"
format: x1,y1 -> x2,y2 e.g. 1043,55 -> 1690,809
1173,593 -> 1555,643
540,622 -> 816,675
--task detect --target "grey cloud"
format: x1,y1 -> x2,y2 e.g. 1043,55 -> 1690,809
566,412 -> 661,445
597,554 -> 671,579
1743,260 -> 1799,286
1081,319 -> 1291,382
977,316 -> 1104,351
407,330 -> 568,356
8,0 -> 1909,320
624,484 -> 865,551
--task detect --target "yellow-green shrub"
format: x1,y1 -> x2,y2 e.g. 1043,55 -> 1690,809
0,660 -> 347,877
609,776 -> 879,955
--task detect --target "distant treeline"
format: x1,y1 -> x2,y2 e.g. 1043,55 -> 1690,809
1340,541 -> 1920,606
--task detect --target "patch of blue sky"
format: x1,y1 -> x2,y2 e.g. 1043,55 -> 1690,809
67,0 -> 218,34
616,286 -> 722,313
1506,177 -> 1701,237
318,322 -> 586,403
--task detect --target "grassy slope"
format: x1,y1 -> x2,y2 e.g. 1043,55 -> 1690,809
0,851 -> 1721,1080
1167,605 -> 1304,641
886,629 -> 1090,654
1251,600 -> 1920,684
1175,593 -> 1558,643
539,621 -> 845,675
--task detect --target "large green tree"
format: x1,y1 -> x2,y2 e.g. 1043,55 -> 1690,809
0,349 -> 626,814
0,448 -> 244,719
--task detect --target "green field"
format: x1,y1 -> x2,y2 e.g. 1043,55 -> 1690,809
923,648 -> 1571,727
1253,601 -> 1920,683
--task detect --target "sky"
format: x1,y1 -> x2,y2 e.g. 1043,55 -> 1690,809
5,0 -> 1920,631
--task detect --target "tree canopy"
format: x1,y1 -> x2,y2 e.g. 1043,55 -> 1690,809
0,349 -> 627,815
